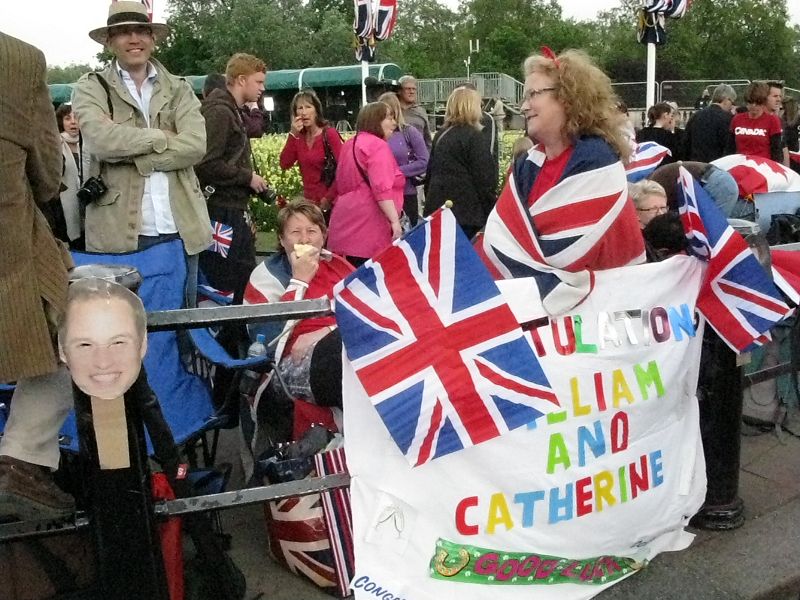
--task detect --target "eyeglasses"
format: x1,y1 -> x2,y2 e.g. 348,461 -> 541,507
523,87 -> 558,102
636,206 -> 668,214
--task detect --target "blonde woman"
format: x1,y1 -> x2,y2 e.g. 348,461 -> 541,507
628,179 -> 669,229
423,87 -> 496,239
379,92 -> 429,227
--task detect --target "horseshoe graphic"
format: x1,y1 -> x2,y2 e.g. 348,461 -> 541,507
434,547 -> 470,577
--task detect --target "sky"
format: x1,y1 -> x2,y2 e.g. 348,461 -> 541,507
2,0 -> 799,68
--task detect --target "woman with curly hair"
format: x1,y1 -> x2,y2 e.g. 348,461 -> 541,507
481,48 -> 645,315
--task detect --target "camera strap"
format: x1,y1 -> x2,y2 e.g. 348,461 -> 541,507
78,73 -> 114,182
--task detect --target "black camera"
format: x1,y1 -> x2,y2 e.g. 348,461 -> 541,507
256,188 -> 277,204
365,77 -> 401,102
76,175 -> 109,205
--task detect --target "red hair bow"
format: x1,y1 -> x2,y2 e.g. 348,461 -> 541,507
540,45 -> 560,68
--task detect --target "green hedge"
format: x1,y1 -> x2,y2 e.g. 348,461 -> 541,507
248,130 -> 527,233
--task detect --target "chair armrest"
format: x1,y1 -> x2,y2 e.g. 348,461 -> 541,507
187,328 -> 271,370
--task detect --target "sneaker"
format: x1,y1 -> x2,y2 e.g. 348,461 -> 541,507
0,455 -> 75,520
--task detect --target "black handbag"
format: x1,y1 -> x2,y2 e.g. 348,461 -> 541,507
767,212 -> 800,245
320,127 -> 339,188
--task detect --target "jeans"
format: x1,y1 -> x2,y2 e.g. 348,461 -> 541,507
702,166 -> 754,220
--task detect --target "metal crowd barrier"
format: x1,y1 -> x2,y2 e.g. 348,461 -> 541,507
693,232 -> 800,530
743,241 -> 800,390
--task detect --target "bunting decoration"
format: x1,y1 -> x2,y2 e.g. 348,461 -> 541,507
353,0 -> 397,62
637,0 -> 691,45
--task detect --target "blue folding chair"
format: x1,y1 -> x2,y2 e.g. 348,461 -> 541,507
57,239 -> 267,464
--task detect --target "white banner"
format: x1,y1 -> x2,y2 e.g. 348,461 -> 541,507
344,255 -> 707,600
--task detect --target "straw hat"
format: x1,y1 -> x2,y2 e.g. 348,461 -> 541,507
89,1 -> 170,45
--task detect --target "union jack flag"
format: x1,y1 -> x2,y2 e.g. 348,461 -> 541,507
208,220 -> 233,258
334,209 -> 560,467
711,154 -> 800,197
771,250 -> 800,308
626,141 -> 672,182
373,0 -> 398,40
138,0 -> 154,21
352,0 -> 373,38
677,166 -> 790,352
643,0 -> 690,17
481,137 -> 645,316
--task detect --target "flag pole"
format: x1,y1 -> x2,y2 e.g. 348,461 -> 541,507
361,59 -> 369,107
646,42 -> 656,108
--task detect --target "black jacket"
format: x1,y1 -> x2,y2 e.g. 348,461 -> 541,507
480,111 -> 499,186
195,88 -> 253,210
684,104 -> 733,163
423,124 -> 496,230
636,126 -> 682,163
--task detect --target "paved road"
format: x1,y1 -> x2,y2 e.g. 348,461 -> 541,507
216,409 -> 800,600
216,428 -> 333,600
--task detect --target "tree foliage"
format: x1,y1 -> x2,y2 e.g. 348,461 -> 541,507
46,64 -> 94,84
146,0 -> 800,90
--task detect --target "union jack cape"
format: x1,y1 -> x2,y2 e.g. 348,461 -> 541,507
711,154 -> 800,197
626,141 -> 672,182
676,166 -> 790,352
481,136 -> 645,316
334,209 -> 560,467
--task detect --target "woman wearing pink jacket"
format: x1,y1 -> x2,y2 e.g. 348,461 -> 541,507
327,101 -> 405,266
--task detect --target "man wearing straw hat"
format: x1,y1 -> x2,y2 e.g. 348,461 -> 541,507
72,1 -> 211,303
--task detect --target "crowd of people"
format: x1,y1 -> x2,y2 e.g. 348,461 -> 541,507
1,0 -> 797,525
630,80 -> 798,172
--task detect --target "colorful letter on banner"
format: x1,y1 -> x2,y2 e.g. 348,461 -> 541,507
342,252 -> 709,600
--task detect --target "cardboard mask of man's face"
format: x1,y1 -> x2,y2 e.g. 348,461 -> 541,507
59,297 -> 147,399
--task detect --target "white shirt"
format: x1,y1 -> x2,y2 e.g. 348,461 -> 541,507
117,62 -> 177,236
